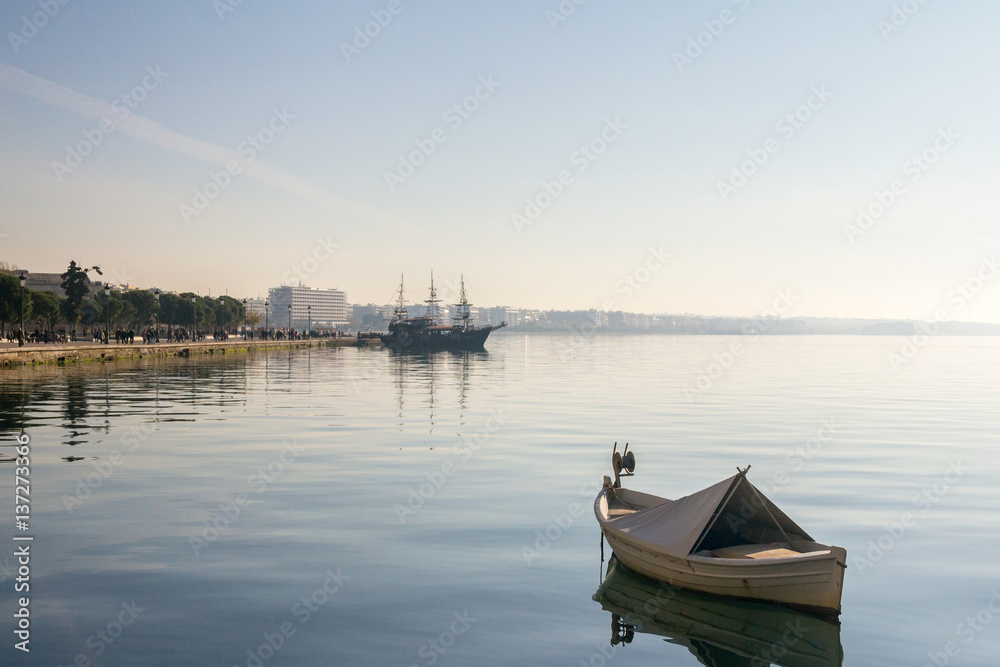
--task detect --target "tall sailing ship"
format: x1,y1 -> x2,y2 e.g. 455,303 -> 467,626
380,273 -> 505,352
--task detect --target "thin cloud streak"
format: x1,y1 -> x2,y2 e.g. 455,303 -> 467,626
0,63 -> 382,221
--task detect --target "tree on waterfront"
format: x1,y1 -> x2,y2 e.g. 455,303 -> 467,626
0,272 -> 31,334
0,260 -> 252,337
78,298 -> 102,332
31,291 -> 61,330
122,290 -> 156,327
181,293 -> 208,328
216,296 -> 244,329
106,293 -> 137,330
60,261 -> 102,337
158,293 -> 188,326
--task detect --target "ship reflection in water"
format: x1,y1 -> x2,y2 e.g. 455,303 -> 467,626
380,273 -> 505,352
594,556 -> 844,667
391,345 -> 486,434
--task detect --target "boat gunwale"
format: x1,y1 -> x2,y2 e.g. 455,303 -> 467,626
595,482 -> 845,619
595,486 -> 842,567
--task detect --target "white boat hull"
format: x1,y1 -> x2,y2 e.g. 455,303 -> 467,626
596,486 -> 846,617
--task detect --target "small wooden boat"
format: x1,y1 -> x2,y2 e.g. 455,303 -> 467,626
594,555 -> 844,667
594,445 -> 847,619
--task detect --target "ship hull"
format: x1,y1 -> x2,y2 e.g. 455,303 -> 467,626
380,323 -> 503,352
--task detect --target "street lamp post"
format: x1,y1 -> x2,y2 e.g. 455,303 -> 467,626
104,285 -> 111,344
191,296 -> 197,341
153,289 -> 160,343
218,296 -> 225,340
264,300 -> 269,339
287,303 -> 292,337
307,305 -> 311,339
18,272 -> 26,347
242,299 -> 247,340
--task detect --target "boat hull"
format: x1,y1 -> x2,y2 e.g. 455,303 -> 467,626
380,323 -> 502,352
595,556 -> 844,667
596,487 -> 846,618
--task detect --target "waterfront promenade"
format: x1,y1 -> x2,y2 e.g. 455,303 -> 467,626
0,336 -> 377,368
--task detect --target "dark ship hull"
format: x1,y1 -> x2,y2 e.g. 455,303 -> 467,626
380,319 -> 505,352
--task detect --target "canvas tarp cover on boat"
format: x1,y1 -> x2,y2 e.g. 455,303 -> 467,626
608,473 -> 813,560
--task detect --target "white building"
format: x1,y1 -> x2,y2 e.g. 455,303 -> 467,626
267,285 -> 348,330
488,306 -> 511,326
245,298 -> 267,319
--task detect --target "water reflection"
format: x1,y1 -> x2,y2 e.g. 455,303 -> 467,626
390,350 -> 488,434
0,349 -> 493,452
0,356 -> 253,450
62,373 -> 88,443
0,380 -> 27,462
593,556 -> 844,667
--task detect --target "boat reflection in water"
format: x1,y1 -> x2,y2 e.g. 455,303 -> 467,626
593,556 -> 844,667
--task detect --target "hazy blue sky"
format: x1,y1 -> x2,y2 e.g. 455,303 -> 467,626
2,0 -> 998,320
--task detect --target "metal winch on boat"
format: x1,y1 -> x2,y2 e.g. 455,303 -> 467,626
610,442 -> 635,488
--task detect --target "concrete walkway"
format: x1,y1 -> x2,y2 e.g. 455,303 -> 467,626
0,337 -> 376,368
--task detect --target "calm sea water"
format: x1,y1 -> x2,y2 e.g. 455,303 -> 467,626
2,334 -> 999,666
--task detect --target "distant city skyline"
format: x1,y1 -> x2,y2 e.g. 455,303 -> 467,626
9,258 -> 1000,326
2,2 -> 999,322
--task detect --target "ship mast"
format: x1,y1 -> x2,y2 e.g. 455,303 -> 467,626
393,273 -> 408,322
424,271 -> 442,324
452,274 -> 472,329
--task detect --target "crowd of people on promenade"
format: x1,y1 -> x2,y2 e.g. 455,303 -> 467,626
4,326 -> 359,347
5,328 -> 70,344
95,327 -> 205,344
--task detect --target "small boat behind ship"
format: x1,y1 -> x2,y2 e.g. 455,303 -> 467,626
594,444 -> 847,619
380,273 -> 505,352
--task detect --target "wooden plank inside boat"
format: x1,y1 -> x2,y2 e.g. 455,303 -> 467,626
710,543 -> 801,559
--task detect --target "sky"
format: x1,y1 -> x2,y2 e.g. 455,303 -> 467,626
1,0 -> 999,321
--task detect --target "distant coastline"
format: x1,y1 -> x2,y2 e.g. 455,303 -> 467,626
493,316 -> 1000,336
